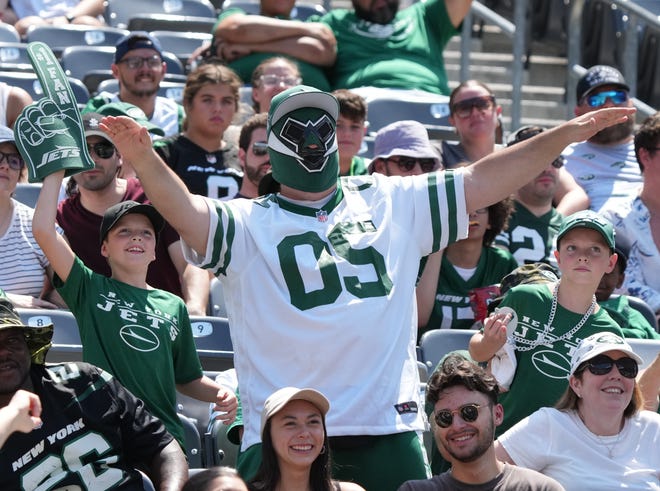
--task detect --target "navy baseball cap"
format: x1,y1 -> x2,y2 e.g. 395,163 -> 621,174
114,31 -> 163,64
576,65 -> 629,102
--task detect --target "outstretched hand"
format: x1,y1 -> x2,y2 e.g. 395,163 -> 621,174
99,116 -> 154,168
567,106 -> 636,142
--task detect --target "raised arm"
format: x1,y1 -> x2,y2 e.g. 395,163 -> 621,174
100,116 -> 211,256
445,0 -> 473,28
32,171 -> 76,284
553,167 -> 589,216
462,107 -> 635,213
416,250 -> 443,328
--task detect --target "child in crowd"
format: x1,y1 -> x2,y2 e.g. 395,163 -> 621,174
469,210 -> 625,435
33,170 -> 237,450
332,89 -> 369,176
596,245 -> 660,339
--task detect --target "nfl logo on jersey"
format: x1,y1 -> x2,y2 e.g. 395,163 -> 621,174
316,210 -> 328,222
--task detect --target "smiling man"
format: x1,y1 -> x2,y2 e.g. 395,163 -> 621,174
398,354 -> 564,490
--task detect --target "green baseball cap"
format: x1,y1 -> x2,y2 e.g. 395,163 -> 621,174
556,210 -> 616,251
93,102 -> 165,137
0,292 -> 52,365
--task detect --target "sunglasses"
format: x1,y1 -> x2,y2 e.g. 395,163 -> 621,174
119,55 -> 162,70
583,90 -> 628,108
252,141 -> 268,156
551,156 -> 565,169
386,157 -> 436,173
259,74 -> 302,87
87,142 -> 115,159
451,96 -> 496,119
580,354 -> 638,379
0,151 -> 23,170
435,403 -> 483,428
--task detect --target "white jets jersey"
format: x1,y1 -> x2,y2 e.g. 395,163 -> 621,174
183,171 -> 468,449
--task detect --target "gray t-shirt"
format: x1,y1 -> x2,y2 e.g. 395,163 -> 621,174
397,464 -> 565,491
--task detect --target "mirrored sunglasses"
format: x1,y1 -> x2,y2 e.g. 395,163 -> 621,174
0,151 -> 23,170
252,141 -> 269,156
451,96 -> 496,119
584,90 -> 628,108
581,354 -> 638,379
435,403 -> 482,428
387,156 -> 436,173
88,142 -> 115,159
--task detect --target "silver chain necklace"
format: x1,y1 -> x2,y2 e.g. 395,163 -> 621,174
514,280 -> 597,352
575,410 -> 622,459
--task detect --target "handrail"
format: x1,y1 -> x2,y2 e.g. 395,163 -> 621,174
566,0 -> 659,119
460,1 -> 525,131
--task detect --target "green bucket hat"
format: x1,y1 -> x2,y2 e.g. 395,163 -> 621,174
0,292 -> 52,365
267,85 -> 339,193
93,102 -> 165,137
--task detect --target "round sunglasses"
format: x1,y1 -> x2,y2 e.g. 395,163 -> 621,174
579,354 -> 638,379
434,403 -> 483,428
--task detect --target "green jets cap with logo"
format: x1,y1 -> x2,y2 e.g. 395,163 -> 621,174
267,85 -> 339,193
556,210 -> 616,252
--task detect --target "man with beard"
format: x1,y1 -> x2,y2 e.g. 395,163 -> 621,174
495,126 -> 565,268
398,354 -> 564,490
84,32 -> 183,137
316,0 -> 472,95
558,65 -> 641,213
234,113 -> 271,199
56,113 -> 210,315
0,292 -> 188,489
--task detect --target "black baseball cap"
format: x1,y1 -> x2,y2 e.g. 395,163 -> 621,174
576,65 -> 629,102
99,201 -> 164,245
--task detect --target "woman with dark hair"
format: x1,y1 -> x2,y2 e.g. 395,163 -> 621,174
249,387 -> 365,491
154,60 -> 242,199
418,192 -> 518,335
496,332 -> 660,490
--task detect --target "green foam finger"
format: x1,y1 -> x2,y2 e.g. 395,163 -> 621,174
27,42 -> 79,116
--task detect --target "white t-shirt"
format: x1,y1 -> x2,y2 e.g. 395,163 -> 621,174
182,171 -> 468,449
12,0 -> 78,18
562,140 -> 642,213
498,407 -> 660,490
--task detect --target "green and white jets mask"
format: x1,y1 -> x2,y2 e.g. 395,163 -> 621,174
267,86 -> 339,193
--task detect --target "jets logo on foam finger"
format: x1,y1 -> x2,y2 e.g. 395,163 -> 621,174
14,42 -> 95,183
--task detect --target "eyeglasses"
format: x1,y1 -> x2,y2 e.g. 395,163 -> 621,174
87,141 -> 115,159
435,403 -> 483,428
473,208 -> 488,214
551,156 -> 565,169
580,354 -> 638,379
583,90 -> 628,108
386,157 -> 436,173
259,74 -> 301,87
119,55 -> 162,70
0,151 -> 23,170
252,141 -> 268,156
451,96 -> 496,119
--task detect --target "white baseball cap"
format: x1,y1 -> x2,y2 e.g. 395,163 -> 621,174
569,332 -> 643,376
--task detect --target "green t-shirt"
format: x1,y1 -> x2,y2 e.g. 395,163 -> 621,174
600,295 -> 660,339
316,0 -> 459,94
496,283 -> 624,436
341,155 -> 368,176
423,246 -> 518,335
214,8 -> 331,91
55,257 -> 204,448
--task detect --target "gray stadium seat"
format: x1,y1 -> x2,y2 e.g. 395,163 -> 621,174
13,183 -> 42,209
0,71 -> 89,106
0,43 -> 33,72
626,338 -> 660,369
205,418 -> 239,467
105,0 -> 216,28
149,31 -> 212,67
178,413 -> 204,468
0,23 -> 20,43
418,329 -> 475,372
17,308 -> 83,364
618,294 -> 659,333
190,315 -> 234,372
221,0 -> 326,19
126,14 -> 217,34
25,25 -> 129,56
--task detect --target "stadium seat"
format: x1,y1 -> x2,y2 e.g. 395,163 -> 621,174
621,294 -> 659,333
0,43 -> 33,72
106,0 -> 216,28
149,31 -> 212,67
126,14 -> 217,34
13,183 -> 42,208
17,308 -> 83,364
205,418 -> 239,467
178,413 -> 204,468
0,23 -> 20,43
418,329 -> 475,372
209,278 -> 227,318
221,0 -> 326,19
189,315 -> 234,372
0,71 -> 89,106
626,338 -> 660,369
25,25 -> 129,57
